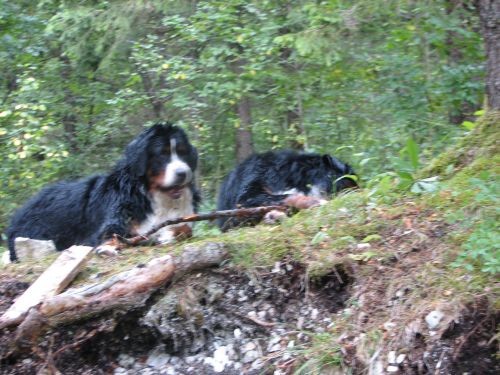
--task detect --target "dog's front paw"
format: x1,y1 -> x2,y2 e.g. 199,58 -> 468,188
155,225 -> 193,245
94,243 -> 120,257
263,209 -> 287,225
283,194 -> 324,209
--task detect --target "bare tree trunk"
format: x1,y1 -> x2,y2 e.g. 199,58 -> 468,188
236,95 -> 254,162
286,80 -> 308,150
230,52 -> 254,163
278,19 -> 308,150
1,74 -> 17,105
477,0 -> 500,110
59,56 -> 79,152
139,71 -> 167,119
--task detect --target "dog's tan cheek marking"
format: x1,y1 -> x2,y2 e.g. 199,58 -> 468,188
147,169 -> 166,192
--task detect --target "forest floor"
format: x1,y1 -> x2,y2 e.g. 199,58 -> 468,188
0,114 -> 498,374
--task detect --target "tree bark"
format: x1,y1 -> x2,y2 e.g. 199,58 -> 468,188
139,70 -> 168,119
59,55 -> 79,152
280,51 -> 306,150
230,53 -> 254,163
236,95 -> 254,162
477,0 -> 500,110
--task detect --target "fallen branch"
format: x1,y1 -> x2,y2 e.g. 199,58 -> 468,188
118,205 -> 288,246
0,245 -> 94,330
2,242 -> 227,358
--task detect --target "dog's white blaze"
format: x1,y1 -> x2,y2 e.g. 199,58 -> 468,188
163,138 -> 192,187
273,188 -> 299,196
309,185 -> 324,198
137,188 -> 194,244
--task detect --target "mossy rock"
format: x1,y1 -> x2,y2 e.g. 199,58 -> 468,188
418,111 -> 500,179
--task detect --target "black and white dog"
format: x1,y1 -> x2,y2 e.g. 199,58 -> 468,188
217,150 -> 357,230
7,123 -> 199,262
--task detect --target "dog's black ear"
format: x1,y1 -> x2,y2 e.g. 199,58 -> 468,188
323,154 -> 358,191
123,126 -> 160,177
323,154 -> 348,174
191,145 -> 199,171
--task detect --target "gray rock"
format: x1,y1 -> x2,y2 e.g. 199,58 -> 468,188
311,308 -> 319,319
169,356 -> 180,365
211,346 -> 231,373
388,351 -> 396,364
242,350 -> 258,364
241,341 -> 257,353
185,355 -> 197,364
250,358 -> 264,370
233,328 -> 242,340
13,237 -> 56,262
118,354 -> 135,368
425,310 -> 444,330
387,365 -> 399,373
160,367 -> 176,375
146,350 -> 170,368
268,343 -> 282,353
257,310 -> 267,319
396,354 -> 406,364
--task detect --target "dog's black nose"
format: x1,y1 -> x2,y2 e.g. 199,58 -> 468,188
175,169 -> 187,181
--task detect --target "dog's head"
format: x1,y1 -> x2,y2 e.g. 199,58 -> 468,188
322,154 -> 358,193
124,123 -> 197,198
290,153 -> 357,198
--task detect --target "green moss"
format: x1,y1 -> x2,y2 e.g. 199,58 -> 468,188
418,112 -> 500,179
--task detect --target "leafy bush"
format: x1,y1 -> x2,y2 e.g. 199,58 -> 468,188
452,220 -> 500,275
452,174 -> 499,275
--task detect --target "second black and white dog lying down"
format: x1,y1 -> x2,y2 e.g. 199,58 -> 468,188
217,150 -> 357,230
7,123 -> 199,262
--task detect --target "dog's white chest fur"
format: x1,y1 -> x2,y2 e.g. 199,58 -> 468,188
137,189 -> 194,243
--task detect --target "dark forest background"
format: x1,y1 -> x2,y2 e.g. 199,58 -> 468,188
0,0 -> 490,236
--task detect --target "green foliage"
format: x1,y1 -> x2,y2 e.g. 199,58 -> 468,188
293,333 -> 343,374
451,173 -> 500,275
453,219 -> 500,275
0,0 -> 487,235
366,137 -> 441,198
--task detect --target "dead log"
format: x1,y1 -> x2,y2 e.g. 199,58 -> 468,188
0,246 -> 94,330
118,205 -> 288,246
2,242 -> 227,357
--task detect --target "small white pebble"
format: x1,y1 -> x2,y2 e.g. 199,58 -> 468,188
311,308 -> 319,320
388,351 -> 397,364
233,328 -> 242,340
425,310 -> 444,330
357,243 -> 371,249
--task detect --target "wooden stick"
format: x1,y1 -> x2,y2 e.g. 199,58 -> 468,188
0,246 -> 94,330
118,205 -> 288,246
